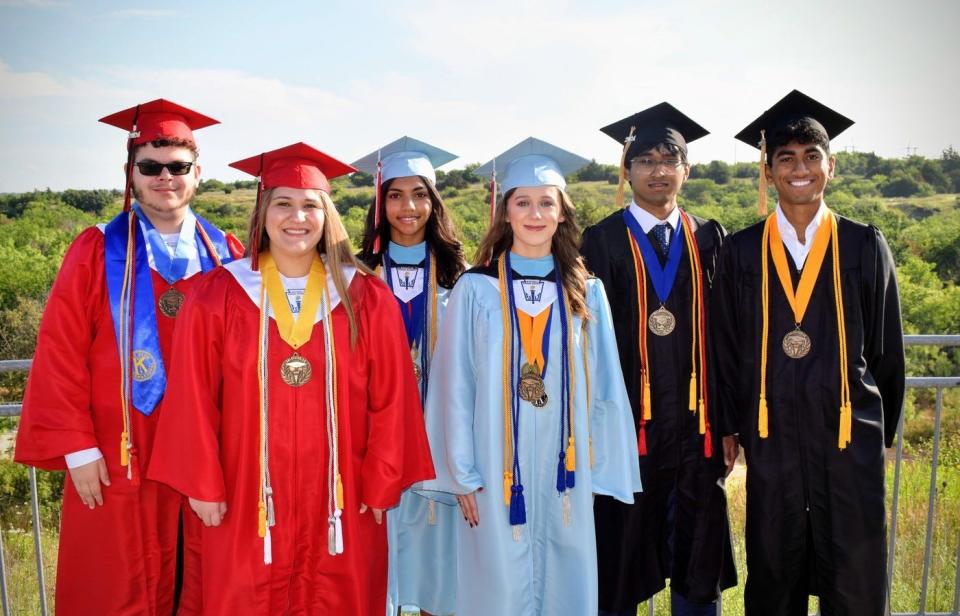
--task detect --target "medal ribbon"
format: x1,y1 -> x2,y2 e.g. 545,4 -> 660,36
385,257 -> 427,348
768,211 -> 833,326
515,307 -> 552,376
384,247 -> 438,400
622,209 -> 685,305
259,252 -> 325,349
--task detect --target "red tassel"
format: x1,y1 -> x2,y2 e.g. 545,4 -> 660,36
637,422 -> 648,456
128,450 -> 141,487
489,173 -> 497,224
122,105 -> 141,212
250,176 -> 264,271
703,427 -> 713,458
372,160 -> 383,254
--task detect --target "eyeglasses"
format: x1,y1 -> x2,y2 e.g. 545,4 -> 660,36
630,158 -> 685,174
134,161 -> 194,176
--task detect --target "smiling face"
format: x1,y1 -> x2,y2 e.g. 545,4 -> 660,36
505,185 -> 564,258
766,140 -> 835,209
384,176 -> 432,246
130,143 -> 200,227
264,187 -> 326,265
627,145 -> 689,213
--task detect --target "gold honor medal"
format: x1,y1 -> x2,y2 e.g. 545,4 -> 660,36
782,328 -> 812,359
648,306 -> 676,336
280,352 -> 312,387
158,287 -> 185,318
518,362 -> 548,408
411,345 -> 422,381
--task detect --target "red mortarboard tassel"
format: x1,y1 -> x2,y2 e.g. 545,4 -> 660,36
372,158 -> 383,254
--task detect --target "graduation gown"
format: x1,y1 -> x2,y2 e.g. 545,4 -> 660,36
380,251 -> 458,616
580,210 -> 737,608
421,258 -> 641,616
14,224 -> 242,616
147,258 -> 435,616
710,214 -> 905,614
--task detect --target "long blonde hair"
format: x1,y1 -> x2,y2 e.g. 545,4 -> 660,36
246,187 -> 372,345
474,186 -> 589,319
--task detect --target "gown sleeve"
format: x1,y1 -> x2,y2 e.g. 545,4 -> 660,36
709,240 -> 743,439
15,228 -> 103,470
358,277 -> 435,509
862,227 -> 905,448
146,272 -> 228,502
421,276 -> 485,496
584,278 -> 641,503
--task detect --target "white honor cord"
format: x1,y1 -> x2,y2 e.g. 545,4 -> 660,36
259,291 -> 274,565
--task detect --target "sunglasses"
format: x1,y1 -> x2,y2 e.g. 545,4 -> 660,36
134,161 -> 195,176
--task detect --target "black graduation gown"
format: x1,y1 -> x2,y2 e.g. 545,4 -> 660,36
710,215 -> 905,615
581,210 -> 737,609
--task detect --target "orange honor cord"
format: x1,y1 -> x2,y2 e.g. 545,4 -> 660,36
626,229 -> 651,455
760,210 -> 851,448
118,212 -> 136,478
564,292 -> 576,474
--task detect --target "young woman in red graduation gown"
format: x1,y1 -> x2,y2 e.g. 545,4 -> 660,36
148,142 -> 435,615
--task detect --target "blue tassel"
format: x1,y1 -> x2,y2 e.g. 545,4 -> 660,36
556,452 -> 566,493
566,469 -> 575,489
509,484 -> 526,526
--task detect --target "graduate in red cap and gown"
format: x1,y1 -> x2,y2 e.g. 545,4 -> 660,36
148,142 -> 435,615
14,99 -> 243,615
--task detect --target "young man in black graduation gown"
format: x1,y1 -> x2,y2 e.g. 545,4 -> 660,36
713,90 -> 905,615
581,103 -> 736,616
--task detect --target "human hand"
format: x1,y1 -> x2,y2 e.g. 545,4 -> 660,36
457,491 -> 479,527
359,503 -> 384,524
189,498 -> 227,527
68,457 -> 111,509
722,435 -> 740,478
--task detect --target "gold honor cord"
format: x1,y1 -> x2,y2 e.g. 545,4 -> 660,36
759,210 -> 853,448
498,258 -> 514,508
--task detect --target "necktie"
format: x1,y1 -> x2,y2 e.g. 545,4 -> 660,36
651,223 -> 672,258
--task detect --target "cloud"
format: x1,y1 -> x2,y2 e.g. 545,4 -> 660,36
0,59 -> 69,97
0,0 -> 69,7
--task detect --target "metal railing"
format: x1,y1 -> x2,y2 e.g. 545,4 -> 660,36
1,336 -> 959,616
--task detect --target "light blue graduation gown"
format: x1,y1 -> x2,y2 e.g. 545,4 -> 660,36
385,242 -> 458,616
421,254 -> 642,616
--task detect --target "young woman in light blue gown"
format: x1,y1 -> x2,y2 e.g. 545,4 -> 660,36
421,138 -> 642,616
354,137 -> 466,616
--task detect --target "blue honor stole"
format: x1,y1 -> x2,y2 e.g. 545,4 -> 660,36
384,248 -> 430,397
104,205 -> 235,415
622,209 -> 685,305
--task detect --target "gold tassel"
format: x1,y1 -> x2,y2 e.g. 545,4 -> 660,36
503,471 -> 513,507
642,381 -> 652,421
699,399 -> 707,435
335,473 -> 344,510
120,431 -> 129,467
758,397 -> 769,438
839,403 -> 852,449
688,372 -> 698,412
589,437 -> 595,469
615,126 -> 636,209
258,502 -> 267,538
758,129 -> 769,216
565,437 -> 576,472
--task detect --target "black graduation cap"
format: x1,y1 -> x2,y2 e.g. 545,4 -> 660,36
600,102 -> 709,158
602,102 -> 709,208
734,89 -> 854,150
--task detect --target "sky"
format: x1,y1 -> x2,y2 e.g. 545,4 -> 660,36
0,0 -> 957,192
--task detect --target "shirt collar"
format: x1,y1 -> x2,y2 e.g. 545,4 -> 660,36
775,201 -> 827,245
628,200 -> 681,234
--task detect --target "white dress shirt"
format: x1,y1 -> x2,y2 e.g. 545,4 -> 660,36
775,201 -> 828,269
628,201 -> 681,234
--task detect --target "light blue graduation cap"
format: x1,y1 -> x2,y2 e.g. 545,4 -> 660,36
475,137 -> 590,195
351,136 -> 458,185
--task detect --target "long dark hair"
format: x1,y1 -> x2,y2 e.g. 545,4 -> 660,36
474,186 -> 589,319
359,176 -> 465,288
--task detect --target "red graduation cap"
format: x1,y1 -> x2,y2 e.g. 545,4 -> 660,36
99,98 -> 219,147
229,142 -> 356,193
230,143 -> 356,270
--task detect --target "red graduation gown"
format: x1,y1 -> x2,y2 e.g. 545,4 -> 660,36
14,226 -> 244,616
147,261 -> 435,616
